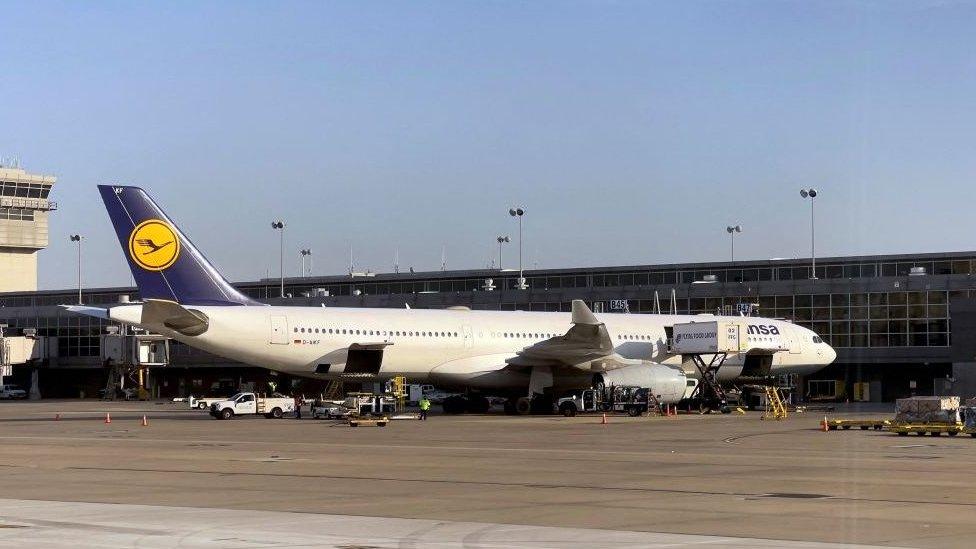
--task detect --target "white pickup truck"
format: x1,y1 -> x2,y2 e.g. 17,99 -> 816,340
209,392 -> 295,420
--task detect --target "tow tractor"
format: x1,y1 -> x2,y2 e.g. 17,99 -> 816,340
558,385 -> 658,417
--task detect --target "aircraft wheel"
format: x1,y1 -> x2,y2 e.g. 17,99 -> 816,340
465,395 -> 491,414
442,395 -> 467,414
515,397 -> 532,415
503,400 -> 516,415
530,395 -> 555,414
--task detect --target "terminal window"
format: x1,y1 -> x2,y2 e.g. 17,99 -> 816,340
0,207 -> 35,221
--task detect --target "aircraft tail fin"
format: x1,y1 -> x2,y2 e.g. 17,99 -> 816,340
98,185 -> 259,306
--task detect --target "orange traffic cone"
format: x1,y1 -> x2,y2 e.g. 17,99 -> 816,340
141,415 -> 149,427
601,413 -> 608,425
822,415 -> 829,432
104,412 -> 111,424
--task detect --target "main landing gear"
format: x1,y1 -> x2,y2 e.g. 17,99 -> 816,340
442,394 -> 491,414
503,395 -> 553,415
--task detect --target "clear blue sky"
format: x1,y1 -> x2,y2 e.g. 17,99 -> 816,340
3,1 -> 975,290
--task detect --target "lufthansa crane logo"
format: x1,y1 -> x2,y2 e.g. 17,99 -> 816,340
128,219 -> 180,271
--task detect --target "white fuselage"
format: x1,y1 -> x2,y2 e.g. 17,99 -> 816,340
108,304 -> 836,392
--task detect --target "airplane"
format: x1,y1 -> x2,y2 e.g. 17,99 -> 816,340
67,185 -> 836,414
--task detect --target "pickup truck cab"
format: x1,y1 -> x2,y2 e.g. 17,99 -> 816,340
209,392 -> 295,420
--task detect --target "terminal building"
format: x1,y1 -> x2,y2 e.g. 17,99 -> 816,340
3,251 -> 976,402
0,162 -> 973,401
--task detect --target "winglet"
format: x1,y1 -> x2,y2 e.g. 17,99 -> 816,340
571,299 -> 601,325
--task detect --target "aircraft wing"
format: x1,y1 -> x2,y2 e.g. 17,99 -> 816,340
505,300 -> 615,368
348,342 -> 394,351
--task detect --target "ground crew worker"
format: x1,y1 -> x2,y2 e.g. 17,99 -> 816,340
419,396 -> 431,420
294,394 -> 304,419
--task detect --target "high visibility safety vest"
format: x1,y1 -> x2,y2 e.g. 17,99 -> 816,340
420,400 -> 431,410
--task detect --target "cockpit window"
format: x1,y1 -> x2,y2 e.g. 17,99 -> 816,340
812,336 -> 823,344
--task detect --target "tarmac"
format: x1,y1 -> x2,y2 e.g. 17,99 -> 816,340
0,400 -> 971,548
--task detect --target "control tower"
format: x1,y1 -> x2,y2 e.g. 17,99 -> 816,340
0,163 -> 57,292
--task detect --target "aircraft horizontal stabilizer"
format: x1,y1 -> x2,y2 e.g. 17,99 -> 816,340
141,299 -> 209,336
61,305 -> 111,320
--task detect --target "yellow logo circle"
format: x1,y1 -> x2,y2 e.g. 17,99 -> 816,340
128,219 -> 180,271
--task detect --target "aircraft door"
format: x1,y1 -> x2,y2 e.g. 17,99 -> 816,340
462,325 -> 473,349
270,315 -> 289,345
785,326 -> 803,354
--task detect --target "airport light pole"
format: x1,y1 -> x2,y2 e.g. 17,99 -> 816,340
509,207 -> 527,289
799,188 -> 818,279
271,220 -> 285,297
300,249 -> 312,278
69,234 -> 83,304
726,225 -> 741,263
496,235 -> 510,270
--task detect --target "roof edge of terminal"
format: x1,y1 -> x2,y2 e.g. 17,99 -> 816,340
6,249 -> 976,299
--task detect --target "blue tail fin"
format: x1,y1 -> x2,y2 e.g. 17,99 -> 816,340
98,185 -> 259,306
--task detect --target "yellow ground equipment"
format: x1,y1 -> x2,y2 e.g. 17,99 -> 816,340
323,380 -> 345,400
348,416 -> 389,427
824,419 -> 888,431
390,376 -> 407,412
888,422 -> 963,436
761,386 -> 788,420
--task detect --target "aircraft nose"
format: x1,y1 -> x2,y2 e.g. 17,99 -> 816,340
824,344 -> 837,364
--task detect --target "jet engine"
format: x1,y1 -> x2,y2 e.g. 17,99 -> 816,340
592,364 -> 687,404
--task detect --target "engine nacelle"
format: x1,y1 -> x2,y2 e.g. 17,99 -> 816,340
593,364 -> 688,404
